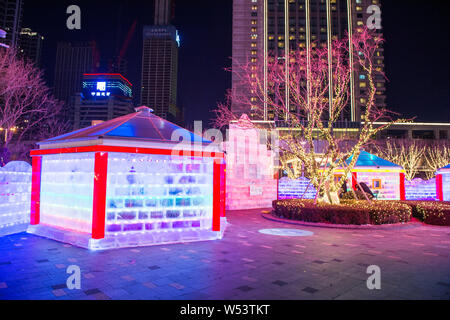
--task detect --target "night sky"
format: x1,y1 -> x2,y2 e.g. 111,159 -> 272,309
23,0 -> 450,127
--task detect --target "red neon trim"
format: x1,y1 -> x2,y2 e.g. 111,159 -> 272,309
30,145 -> 224,159
30,156 -> 42,225
351,172 -> 358,190
92,152 -> 109,239
212,161 -> 221,232
436,174 -> 444,202
83,73 -> 133,86
399,172 -> 406,201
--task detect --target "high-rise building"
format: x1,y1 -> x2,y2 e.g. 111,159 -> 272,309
0,0 -> 23,48
53,41 -> 98,126
73,73 -> 134,129
232,0 -> 386,122
18,27 -> 44,66
140,0 -> 181,124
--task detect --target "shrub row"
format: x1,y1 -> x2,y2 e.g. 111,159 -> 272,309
399,201 -> 450,226
272,199 -> 411,225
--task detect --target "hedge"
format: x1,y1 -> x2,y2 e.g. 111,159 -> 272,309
399,201 -> 450,226
272,199 -> 411,225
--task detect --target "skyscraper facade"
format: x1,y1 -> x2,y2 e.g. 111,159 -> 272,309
140,0 -> 181,124
18,27 -> 44,66
73,73 -> 134,129
232,0 -> 385,122
53,41 -> 98,126
0,0 -> 23,48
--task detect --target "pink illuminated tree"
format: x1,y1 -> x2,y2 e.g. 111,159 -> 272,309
0,48 -> 67,162
214,27 -> 407,203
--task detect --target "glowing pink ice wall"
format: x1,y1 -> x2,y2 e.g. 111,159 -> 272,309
224,115 -> 277,210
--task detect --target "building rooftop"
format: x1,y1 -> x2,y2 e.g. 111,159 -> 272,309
345,151 -> 402,169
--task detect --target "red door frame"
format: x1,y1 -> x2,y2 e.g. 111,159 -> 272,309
436,174 -> 444,202
399,172 -> 406,201
30,156 -> 42,225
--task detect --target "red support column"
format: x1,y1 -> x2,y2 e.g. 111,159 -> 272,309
351,172 -> 358,190
30,156 -> 42,225
275,171 -> 279,201
220,163 -> 226,218
399,172 -> 406,200
436,174 -> 444,202
92,152 -> 109,239
212,160 -> 221,231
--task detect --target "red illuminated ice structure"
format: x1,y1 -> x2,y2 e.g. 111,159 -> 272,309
436,164 -> 450,201
27,106 -> 226,250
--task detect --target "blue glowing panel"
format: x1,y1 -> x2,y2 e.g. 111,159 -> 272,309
258,229 -> 314,237
0,161 -> 31,236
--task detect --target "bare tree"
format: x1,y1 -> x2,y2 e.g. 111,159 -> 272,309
0,48 -> 66,162
424,142 -> 450,180
370,139 -> 425,181
214,27 -> 407,204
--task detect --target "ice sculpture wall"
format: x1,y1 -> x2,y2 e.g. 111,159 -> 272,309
278,177 -> 316,200
0,161 -> 31,236
405,178 -> 437,201
224,115 -> 277,210
40,153 -> 95,233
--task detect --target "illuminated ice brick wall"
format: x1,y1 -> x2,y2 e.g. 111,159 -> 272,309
443,173 -> 450,201
225,117 -> 277,210
40,153 -> 95,233
104,153 -> 214,243
278,177 -> 316,200
405,178 -> 437,201
354,172 -> 400,200
0,161 -> 31,236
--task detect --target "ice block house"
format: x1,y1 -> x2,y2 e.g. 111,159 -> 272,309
436,164 -> 450,201
336,151 -> 406,200
28,106 -> 226,250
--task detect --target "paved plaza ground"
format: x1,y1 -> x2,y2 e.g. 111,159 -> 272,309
0,209 -> 449,300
